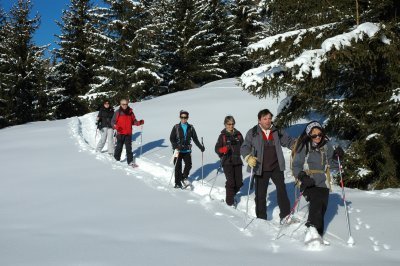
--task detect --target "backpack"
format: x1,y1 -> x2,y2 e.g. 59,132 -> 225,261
174,123 -> 193,144
221,130 -> 242,147
290,140 -> 332,191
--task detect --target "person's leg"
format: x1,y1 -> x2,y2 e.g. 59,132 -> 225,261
224,165 -> 235,205
96,128 -> 107,152
305,187 -> 327,235
113,134 -> 124,161
182,153 -> 192,179
254,172 -> 270,220
174,154 -> 183,186
319,188 -> 330,235
233,164 -> 243,194
124,134 -> 133,164
270,168 -> 290,219
106,128 -> 114,154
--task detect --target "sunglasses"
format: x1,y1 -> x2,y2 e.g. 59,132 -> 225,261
226,123 -> 235,126
310,134 -> 323,139
180,116 -> 188,119
121,103 -> 128,106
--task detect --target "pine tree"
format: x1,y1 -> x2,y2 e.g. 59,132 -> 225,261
0,0 -> 49,127
0,7 -> 8,127
86,0 -> 162,106
51,0 -> 98,118
241,0 -> 400,189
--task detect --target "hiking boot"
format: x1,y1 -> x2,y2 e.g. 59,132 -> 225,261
304,225 -> 322,244
182,179 -> 191,188
322,238 -> 330,246
128,162 -> 139,168
174,183 -> 183,189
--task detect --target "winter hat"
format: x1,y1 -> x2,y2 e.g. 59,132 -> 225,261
180,110 -> 189,117
305,121 -> 323,135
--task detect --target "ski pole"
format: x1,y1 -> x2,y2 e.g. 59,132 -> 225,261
337,156 -> 355,246
245,167 -> 254,222
95,128 -> 98,145
168,149 -> 180,187
201,137 -> 204,185
275,191 -> 303,240
245,147 -> 256,222
208,158 -> 223,198
139,125 -> 143,157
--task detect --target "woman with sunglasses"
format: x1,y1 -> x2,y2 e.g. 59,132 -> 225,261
292,121 -> 339,245
214,116 -> 244,206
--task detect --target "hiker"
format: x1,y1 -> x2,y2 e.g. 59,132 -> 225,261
241,109 -> 296,222
111,99 -> 144,167
95,99 -> 115,155
170,110 -> 205,188
215,115 -> 244,206
292,121 -> 341,244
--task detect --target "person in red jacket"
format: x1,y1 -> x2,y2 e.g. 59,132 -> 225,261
111,99 -> 144,166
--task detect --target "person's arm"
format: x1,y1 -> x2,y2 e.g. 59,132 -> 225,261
111,111 -> 118,129
327,143 -> 339,172
292,146 -> 307,178
170,126 -> 178,150
191,126 -> 204,151
280,129 -> 296,149
215,134 -> 226,157
240,129 -> 253,158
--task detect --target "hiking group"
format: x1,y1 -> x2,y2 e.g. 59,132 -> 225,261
95,99 -> 345,246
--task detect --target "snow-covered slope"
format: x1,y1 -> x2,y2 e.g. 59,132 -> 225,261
0,79 -> 399,265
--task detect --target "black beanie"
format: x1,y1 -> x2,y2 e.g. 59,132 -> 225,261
180,110 -> 189,117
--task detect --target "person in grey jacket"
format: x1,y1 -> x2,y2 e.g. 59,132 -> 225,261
292,121 -> 340,242
241,109 -> 296,222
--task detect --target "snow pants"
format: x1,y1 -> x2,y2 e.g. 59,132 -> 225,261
96,127 -> 114,154
114,134 -> 133,165
304,187 -> 329,236
173,152 -> 192,186
254,167 -> 290,220
223,164 -> 243,206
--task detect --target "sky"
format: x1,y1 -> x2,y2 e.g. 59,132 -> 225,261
0,78 -> 399,265
1,0 -> 104,57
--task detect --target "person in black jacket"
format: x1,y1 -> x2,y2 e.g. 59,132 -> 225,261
170,110 -> 205,188
96,100 -> 115,155
215,116 -> 244,206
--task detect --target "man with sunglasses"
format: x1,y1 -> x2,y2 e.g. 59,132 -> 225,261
112,99 -> 144,167
241,109 -> 296,223
170,110 -> 205,188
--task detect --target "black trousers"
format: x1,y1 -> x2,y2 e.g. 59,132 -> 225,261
173,152 -> 192,185
304,187 -> 329,236
114,134 -> 133,164
223,164 -> 243,206
254,168 -> 290,220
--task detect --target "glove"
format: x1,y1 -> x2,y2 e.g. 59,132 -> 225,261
245,155 -> 257,168
333,146 -> 344,160
218,146 -> 228,154
139,119 -> 144,125
297,171 -> 315,192
200,145 -> 205,152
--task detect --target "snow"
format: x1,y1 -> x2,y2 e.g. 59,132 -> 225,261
366,133 -> 381,140
1,78 -> 399,265
242,22 -> 386,85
